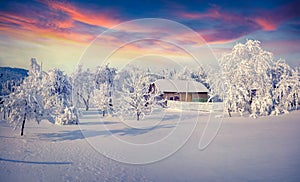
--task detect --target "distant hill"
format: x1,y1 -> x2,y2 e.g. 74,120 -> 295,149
0,67 -> 28,96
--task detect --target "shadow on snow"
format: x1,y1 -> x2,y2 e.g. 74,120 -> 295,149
38,124 -> 175,141
0,157 -> 72,165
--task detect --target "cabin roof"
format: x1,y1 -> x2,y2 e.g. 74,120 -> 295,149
154,79 -> 209,93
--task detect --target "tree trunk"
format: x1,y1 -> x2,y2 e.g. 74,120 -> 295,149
8,108 -> 11,117
228,109 -> 232,117
86,97 -> 90,111
79,94 -> 89,111
137,112 -> 140,121
21,113 -> 26,136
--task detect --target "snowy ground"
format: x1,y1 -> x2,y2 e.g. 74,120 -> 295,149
1,109 -> 300,181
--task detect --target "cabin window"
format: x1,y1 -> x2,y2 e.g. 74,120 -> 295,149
174,96 -> 180,101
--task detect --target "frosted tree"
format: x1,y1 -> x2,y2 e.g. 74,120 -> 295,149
95,64 -> 116,90
191,66 -> 208,86
206,67 -> 224,102
42,69 -> 71,113
220,40 -> 299,117
115,67 -> 159,121
93,83 -> 111,117
160,68 -> 177,79
4,59 -> 44,135
72,65 -> 95,111
220,40 -> 274,117
174,66 -> 192,80
94,64 -> 117,112
5,88 -> 43,135
250,91 -> 273,118
42,68 -> 77,124
1,79 -> 24,96
271,61 -> 299,114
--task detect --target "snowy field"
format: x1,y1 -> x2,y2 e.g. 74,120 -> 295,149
1,109 -> 300,181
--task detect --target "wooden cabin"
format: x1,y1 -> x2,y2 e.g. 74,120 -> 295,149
150,79 -> 209,102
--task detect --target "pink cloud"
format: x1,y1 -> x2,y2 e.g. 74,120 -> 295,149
178,5 -> 244,23
177,2 -> 299,36
253,2 -> 299,31
253,18 -> 277,31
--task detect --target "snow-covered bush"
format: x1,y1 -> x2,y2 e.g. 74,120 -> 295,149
55,106 -> 78,125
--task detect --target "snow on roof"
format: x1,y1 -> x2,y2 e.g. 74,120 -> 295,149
154,79 -> 209,93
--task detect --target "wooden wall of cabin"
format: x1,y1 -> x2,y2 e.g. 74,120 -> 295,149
163,92 -> 208,102
192,93 -> 208,99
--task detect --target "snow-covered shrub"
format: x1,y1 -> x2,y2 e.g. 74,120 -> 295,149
55,106 -> 78,125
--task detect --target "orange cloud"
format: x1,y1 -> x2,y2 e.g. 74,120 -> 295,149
0,12 -> 94,43
0,0 -> 124,44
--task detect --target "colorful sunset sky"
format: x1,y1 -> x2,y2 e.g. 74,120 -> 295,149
0,0 -> 299,73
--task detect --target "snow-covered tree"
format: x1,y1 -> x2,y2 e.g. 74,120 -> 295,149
160,68 -> 177,80
94,64 -> 117,112
93,83 -> 111,117
95,64 -> 116,90
220,40 -> 299,117
271,61 -> 299,114
206,67 -> 224,102
115,67 -> 159,121
1,79 -> 24,96
42,68 -> 77,124
220,40 -> 274,117
174,66 -> 192,80
72,65 -> 95,111
161,66 -> 208,86
4,59 -> 44,135
42,69 -> 71,112
191,66 -> 208,86
5,88 -> 43,135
